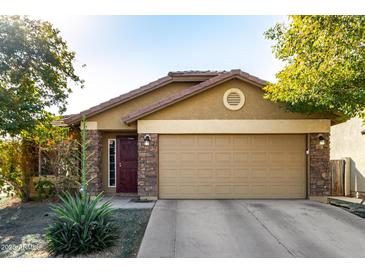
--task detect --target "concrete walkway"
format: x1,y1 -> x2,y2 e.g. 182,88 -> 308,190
329,196 -> 364,204
100,196 -> 155,209
138,200 -> 365,257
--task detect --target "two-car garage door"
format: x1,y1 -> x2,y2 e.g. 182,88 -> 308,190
159,135 -> 307,199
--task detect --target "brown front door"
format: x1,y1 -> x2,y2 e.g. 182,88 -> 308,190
116,136 -> 138,193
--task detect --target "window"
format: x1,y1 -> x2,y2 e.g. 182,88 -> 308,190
108,139 -> 116,187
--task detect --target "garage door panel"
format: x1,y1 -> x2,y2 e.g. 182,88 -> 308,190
268,152 -> 286,164
269,168 -> 287,178
214,136 -> 232,150
160,152 -> 178,164
233,184 -> 250,194
179,185 -> 197,194
232,136 -> 250,150
251,136 -> 269,150
269,184 -> 303,194
215,185 -> 233,194
251,152 -> 267,164
160,184 -> 178,194
160,136 -> 178,150
198,152 -> 213,162
287,169 -> 306,180
197,169 -> 213,178
159,134 -> 306,199
159,168 -> 179,178
287,152 -> 306,165
251,168 -> 267,178
179,152 -> 195,162
197,136 -> 214,148
215,169 -> 231,178
197,185 -> 214,194
251,184 -> 268,195
270,185 -> 289,195
179,169 -> 196,177
215,152 -> 231,162
179,136 -> 195,146
232,168 -> 250,179
268,136 -> 290,149
233,152 -> 249,163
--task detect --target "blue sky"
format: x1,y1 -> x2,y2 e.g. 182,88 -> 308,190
39,16 -> 287,115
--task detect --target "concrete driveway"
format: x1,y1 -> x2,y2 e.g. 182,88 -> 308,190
138,200 -> 365,257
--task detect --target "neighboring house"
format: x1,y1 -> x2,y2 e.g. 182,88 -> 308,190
331,118 -> 365,197
63,69 -> 332,200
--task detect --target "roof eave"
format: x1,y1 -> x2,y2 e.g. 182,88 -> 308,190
122,71 -> 268,124
62,73 -> 224,126
63,76 -> 175,125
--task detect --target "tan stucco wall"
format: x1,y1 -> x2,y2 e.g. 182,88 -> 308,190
144,79 -> 325,120
331,117 -> 365,194
87,82 -> 196,130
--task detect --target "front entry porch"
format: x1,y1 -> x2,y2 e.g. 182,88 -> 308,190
87,130 -> 139,195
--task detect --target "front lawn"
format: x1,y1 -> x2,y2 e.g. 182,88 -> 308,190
0,198 -> 151,258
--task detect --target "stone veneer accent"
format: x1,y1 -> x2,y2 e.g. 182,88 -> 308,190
137,133 -> 158,198
86,130 -> 103,195
309,133 -> 331,196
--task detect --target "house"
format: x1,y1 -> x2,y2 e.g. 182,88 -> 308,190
63,69 -> 332,200
331,117 -> 365,197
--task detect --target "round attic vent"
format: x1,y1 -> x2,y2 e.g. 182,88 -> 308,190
223,88 -> 245,110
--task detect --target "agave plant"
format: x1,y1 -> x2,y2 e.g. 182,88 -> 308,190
46,117 -> 119,256
46,192 -> 119,256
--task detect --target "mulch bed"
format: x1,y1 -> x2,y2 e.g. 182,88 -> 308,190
0,197 -> 152,258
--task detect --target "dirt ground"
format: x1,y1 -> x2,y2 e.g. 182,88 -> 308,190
0,197 -> 151,258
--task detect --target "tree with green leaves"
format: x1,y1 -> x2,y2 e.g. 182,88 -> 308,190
0,16 -> 83,136
264,16 -> 365,121
0,121 -> 80,201
0,16 -> 83,201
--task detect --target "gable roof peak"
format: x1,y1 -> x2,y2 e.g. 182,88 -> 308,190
64,69 -> 268,125
122,69 -> 269,124
230,69 -> 242,73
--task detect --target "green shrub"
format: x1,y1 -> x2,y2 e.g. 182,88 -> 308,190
35,179 -> 56,201
46,192 -> 119,256
0,140 -> 31,201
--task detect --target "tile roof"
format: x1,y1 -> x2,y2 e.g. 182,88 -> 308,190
63,71 -> 221,125
63,75 -> 174,125
168,71 -> 225,77
122,69 -> 268,124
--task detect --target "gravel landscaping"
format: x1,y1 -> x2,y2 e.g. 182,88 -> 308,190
0,197 -> 152,258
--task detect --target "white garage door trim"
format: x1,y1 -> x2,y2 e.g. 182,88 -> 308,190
138,119 -> 330,134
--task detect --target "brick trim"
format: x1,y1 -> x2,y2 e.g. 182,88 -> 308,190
86,130 -> 103,195
137,134 -> 158,197
309,133 -> 330,196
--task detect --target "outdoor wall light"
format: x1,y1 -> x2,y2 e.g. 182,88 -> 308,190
318,134 -> 325,146
361,129 -> 365,135
144,134 -> 151,146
